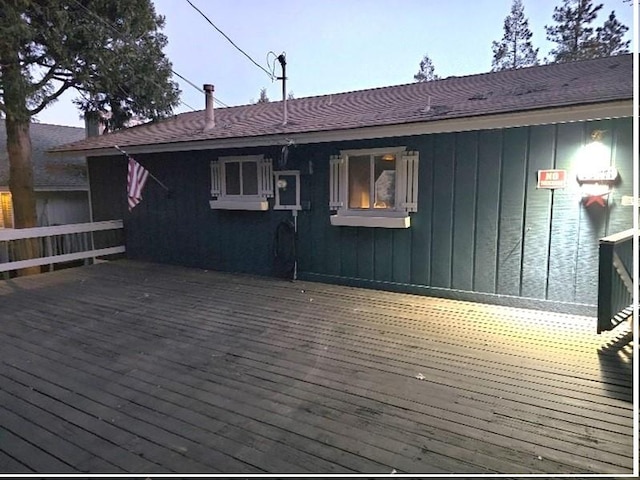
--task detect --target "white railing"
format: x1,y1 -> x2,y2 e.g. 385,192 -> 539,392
0,220 -> 125,273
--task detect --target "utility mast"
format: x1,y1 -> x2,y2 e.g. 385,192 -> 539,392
276,53 -> 287,126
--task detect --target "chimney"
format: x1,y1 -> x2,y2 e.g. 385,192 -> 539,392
84,111 -> 101,138
203,84 -> 215,130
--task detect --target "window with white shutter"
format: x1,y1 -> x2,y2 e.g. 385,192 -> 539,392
329,147 -> 419,228
209,155 -> 273,211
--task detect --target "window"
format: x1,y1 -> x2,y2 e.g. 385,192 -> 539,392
210,155 -> 273,211
0,192 -> 14,229
329,147 -> 419,228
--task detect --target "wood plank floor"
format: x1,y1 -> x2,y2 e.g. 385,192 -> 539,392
0,260 -> 634,475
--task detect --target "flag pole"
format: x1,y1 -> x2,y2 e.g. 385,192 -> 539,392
114,145 -> 170,193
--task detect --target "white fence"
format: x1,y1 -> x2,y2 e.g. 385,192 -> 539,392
0,220 -> 125,273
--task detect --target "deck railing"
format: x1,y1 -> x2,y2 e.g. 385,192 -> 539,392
0,220 -> 125,274
597,228 -> 635,333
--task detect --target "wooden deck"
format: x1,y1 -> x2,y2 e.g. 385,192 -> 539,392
0,260 -> 634,475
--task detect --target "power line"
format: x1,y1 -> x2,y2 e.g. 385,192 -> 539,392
171,70 -> 202,95
115,71 -> 197,112
172,70 -> 228,108
178,100 -> 197,111
68,0 -> 227,110
184,0 -> 275,81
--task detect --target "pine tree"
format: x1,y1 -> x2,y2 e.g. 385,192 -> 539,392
545,0 -> 603,62
0,0 -> 179,272
256,87 -> 270,103
594,11 -> 630,56
413,54 -> 440,82
491,0 -> 539,71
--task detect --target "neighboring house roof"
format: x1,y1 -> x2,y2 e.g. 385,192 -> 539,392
0,120 -> 87,191
51,54 -> 632,156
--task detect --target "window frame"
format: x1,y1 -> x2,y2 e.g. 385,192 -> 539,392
342,146 -> 406,214
330,146 -> 418,228
210,155 -> 273,211
0,192 -> 14,229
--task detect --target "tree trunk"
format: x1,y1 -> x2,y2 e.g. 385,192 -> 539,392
7,119 -> 36,229
6,118 -> 41,276
3,53 -> 41,275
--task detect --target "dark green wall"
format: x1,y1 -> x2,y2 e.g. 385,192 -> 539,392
88,117 -> 634,315
89,146 -> 293,275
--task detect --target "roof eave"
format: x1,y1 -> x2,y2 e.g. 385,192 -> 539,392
48,99 -> 633,158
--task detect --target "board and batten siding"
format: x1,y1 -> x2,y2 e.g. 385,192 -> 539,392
300,117 -> 633,315
88,148 -> 294,276
88,117 -> 633,315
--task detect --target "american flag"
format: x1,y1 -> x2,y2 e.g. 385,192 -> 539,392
127,157 -> 150,211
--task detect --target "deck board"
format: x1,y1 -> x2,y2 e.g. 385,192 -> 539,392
0,260 -> 634,474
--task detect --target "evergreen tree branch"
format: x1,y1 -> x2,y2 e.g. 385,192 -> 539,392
28,64 -> 62,93
27,79 -> 74,116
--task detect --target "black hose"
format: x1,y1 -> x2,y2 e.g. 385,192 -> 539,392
273,219 -> 296,279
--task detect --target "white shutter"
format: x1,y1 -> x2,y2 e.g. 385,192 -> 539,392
210,161 -> 221,197
329,155 -> 344,209
259,158 -> 273,197
398,151 -> 419,212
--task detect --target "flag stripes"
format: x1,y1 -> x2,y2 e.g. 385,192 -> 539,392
127,157 -> 150,211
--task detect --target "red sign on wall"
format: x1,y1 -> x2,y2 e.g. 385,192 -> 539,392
537,169 -> 566,189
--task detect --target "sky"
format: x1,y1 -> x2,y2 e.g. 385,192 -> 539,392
34,0 -> 637,128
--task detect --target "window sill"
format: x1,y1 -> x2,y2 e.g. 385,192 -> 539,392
330,214 -> 410,228
210,199 -> 269,211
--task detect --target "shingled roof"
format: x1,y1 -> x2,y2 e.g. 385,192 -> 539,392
51,54 -> 632,156
1,120 -> 87,190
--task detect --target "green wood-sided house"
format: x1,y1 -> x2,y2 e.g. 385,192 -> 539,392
52,54 -> 634,316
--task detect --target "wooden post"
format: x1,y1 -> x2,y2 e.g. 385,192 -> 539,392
597,240 -> 614,334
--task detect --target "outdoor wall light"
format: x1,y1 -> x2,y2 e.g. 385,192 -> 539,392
575,130 -> 618,207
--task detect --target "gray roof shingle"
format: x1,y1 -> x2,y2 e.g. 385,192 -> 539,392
1,120 -> 87,190
51,54 -> 632,155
